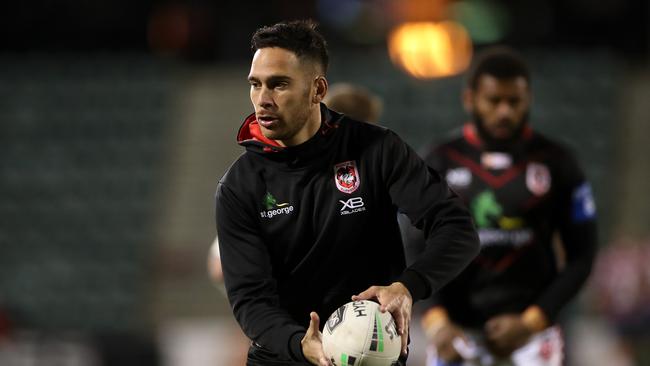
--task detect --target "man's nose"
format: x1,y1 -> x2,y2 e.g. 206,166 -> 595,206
496,101 -> 514,118
257,87 -> 274,108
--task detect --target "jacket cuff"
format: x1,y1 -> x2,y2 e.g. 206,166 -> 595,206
289,331 -> 307,362
397,269 -> 430,301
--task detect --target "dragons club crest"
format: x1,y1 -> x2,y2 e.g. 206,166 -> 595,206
334,160 -> 360,194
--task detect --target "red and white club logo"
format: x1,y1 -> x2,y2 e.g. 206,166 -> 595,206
334,160 -> 360,194
526,162 -> 551,196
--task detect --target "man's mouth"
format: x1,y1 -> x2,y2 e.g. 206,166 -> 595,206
492,120 -> 514,133
257,115 -> 279,128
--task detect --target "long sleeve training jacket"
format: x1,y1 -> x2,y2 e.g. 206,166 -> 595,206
215,105 -> 479,362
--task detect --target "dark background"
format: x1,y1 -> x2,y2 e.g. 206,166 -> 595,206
1,1 -> 649,365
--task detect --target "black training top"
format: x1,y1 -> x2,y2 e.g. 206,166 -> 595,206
405,123 -> 597,328
216,105 -> 479,362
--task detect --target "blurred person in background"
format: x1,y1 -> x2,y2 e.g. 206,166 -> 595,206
215,20 -> 479,365
588,237 -> 650,365
207,236 -> 248,366
207,236 -> 226,292
323,82 -> 383,123
403,47 -> 597,366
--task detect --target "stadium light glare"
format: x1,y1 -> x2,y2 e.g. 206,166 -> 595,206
388,21 -> 473,79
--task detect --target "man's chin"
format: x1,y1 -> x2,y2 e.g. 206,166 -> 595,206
486,127 -> 515,141
491,132 -> 514,141
259,128 -> 284,142
259,125 -> 277,137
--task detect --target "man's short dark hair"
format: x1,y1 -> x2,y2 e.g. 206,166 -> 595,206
467,46 -> 530,89
251,20 -> 329,74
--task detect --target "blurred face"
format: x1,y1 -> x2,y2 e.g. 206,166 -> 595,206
465,75 -> 531,141
248,47 -> 327,146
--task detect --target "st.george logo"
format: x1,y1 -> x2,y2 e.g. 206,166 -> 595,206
334,161 -> 360,194
260,192 -> 293,218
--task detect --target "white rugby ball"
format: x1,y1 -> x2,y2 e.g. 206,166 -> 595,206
322,300 -> 401,366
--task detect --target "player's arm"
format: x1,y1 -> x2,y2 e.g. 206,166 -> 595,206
399,144 -> 448,267
484,182 -> 597,355
382,130 -> 479,301
531,179 -> 597,329
354,131 -> 478,356
521,150 -> 598,335
485,155 -> 597,357
396,144 -> 471,360
216,182 -> 310,363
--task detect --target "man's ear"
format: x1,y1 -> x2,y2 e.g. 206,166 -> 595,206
313,76 -> 328,104
462,88 -> 474,114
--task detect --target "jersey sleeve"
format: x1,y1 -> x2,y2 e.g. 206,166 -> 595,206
381,130 -> 480,301
215,181 -> 307,362
534,149 -> 597,321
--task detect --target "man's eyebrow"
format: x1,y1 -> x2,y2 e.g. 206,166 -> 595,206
247,75 -> 292,83
268,75 -> 292,82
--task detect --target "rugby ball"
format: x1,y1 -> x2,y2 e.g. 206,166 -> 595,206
322,300 -> 401,366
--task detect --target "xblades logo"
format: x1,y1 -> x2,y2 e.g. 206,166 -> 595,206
260,192 -> 293,218
340,197 -> 366,216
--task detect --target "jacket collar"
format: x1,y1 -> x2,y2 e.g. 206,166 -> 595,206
463,122 -> 533,152
237,104 -> 343,158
